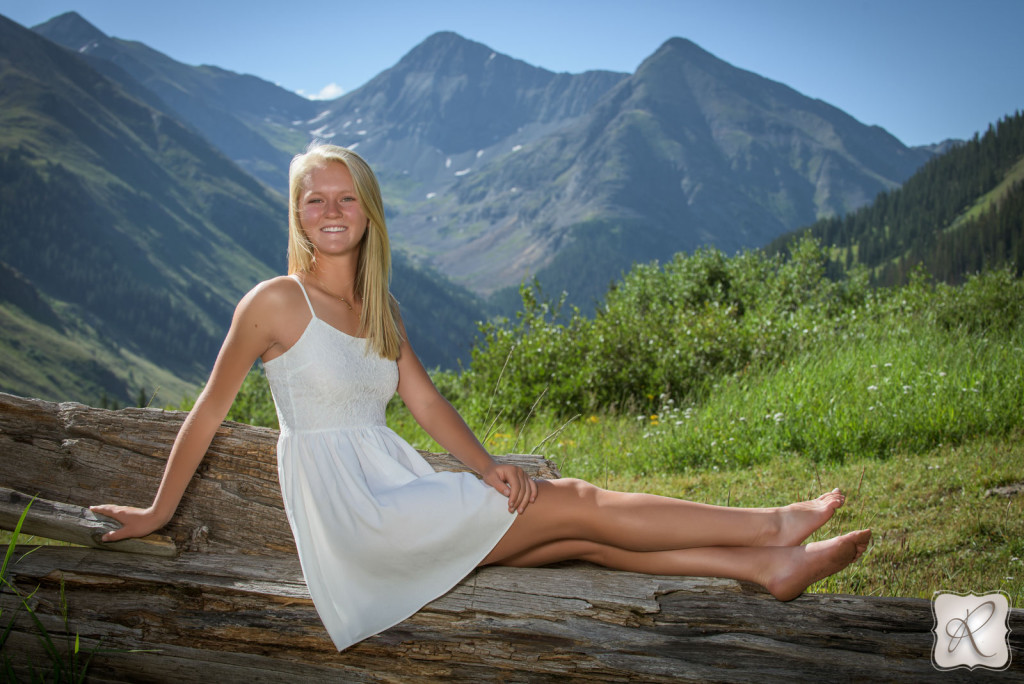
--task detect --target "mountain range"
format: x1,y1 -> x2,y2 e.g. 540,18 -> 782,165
1,11 -> 959,406
33,14 -> 933,306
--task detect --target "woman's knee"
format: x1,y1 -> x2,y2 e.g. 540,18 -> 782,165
543,478 -> 604,519
548,477 -> 599,503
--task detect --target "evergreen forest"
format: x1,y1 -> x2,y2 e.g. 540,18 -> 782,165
769,111 -> 1024,285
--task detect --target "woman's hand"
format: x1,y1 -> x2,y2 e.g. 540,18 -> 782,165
482,463 -> 538,514
89,504 -> 168,542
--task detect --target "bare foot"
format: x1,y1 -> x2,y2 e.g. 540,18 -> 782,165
762,529 -> 872,601
761,489 -> 847,546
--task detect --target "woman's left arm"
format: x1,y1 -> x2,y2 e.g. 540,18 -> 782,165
395,321 -> 537,514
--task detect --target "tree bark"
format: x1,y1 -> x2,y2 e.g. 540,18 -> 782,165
2,392 -> 1022,682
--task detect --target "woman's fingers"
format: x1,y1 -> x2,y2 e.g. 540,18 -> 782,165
503,467 -> 520,512
508,466 -> 534,514
88,505 -> 157,542
484,464 -> 538,514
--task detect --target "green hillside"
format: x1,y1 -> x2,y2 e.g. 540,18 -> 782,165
0,14 -> 488,406
0,14 -> 290,405
768,111 -> 1024,285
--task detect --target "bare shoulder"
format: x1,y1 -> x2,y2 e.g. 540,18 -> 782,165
236,276 -> 302,316
236,276 -> 312,361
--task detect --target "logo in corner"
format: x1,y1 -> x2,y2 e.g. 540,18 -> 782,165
931,590 -> 1011,671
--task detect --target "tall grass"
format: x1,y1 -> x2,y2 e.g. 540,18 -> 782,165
635,316 -> 1023,472
391,282 -> 1022,481
1,499 -> 98,682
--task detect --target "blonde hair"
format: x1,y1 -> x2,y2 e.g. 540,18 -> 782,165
287,143 -> 402,360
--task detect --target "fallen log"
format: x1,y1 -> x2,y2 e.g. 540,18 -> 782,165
1,392 -> 1022,682
0,392 -> 558,556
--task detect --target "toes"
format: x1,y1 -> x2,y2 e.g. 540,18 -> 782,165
820,488 -> 845,508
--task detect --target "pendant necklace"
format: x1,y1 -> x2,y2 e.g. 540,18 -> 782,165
310,273 -> 355,311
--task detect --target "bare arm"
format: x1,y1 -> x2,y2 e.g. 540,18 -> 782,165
395,319 -> 537,514
91,282 -> 284,541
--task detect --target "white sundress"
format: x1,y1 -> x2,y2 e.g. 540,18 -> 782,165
264,275 -> 517,651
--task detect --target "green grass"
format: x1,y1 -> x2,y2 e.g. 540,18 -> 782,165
389,396 -> 1024,604
384,290 -> 1023,604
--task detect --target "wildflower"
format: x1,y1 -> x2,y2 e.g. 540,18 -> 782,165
868,385 -> 878,391
587,415 -> 599,424
773,412 -> 784,423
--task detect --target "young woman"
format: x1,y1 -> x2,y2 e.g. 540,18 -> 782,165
92,144 -> 871,652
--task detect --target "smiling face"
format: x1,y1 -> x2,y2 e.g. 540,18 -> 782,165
298,162 -> 369,259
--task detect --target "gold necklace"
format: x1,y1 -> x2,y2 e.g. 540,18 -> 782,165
310,273 -> 355,311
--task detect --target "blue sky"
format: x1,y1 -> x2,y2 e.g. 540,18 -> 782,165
3,0 -> 1021,147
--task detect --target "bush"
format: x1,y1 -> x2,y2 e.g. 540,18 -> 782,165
460,236 -> 853,421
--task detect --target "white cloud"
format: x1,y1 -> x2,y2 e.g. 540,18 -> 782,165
298,82 -> 345,100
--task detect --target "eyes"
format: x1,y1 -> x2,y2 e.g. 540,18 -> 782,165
303,196 -> 357,207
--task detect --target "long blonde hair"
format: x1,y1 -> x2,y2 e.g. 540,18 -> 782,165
287,143 -> 402,360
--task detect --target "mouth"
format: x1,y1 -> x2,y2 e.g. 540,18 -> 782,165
321,226 -> 347,233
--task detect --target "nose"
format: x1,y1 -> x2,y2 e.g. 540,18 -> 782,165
324,198 -> 343,216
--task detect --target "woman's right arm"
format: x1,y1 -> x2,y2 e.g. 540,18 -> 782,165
90,282 -> 283,542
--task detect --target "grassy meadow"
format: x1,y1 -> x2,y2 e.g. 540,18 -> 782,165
386,242 -> 1024,603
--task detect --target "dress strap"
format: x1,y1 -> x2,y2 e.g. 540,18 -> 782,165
289,274 -> 318,319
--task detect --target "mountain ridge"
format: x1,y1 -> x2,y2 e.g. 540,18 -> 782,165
29,17 -> 936,306
423,33 -> 932,303
33,11 -> 316,191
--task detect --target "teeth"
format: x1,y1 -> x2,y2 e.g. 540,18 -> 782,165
322,226 -> 346,232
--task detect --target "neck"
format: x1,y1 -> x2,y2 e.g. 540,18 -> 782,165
310,252 -> 359,298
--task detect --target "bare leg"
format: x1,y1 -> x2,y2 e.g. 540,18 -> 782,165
481,479 -> 846,564
487,530 -> 872,602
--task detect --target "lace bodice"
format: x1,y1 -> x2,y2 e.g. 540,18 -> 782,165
263,279 -> 398,433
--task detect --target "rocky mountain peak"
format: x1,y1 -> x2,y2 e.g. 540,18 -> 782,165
32,11 -> 106,46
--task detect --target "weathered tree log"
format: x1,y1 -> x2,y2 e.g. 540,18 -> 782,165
2,392 -> 1022,682
0,392 -> 558,557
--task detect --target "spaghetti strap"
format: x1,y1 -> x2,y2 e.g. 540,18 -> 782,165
289,274 -> 317,319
